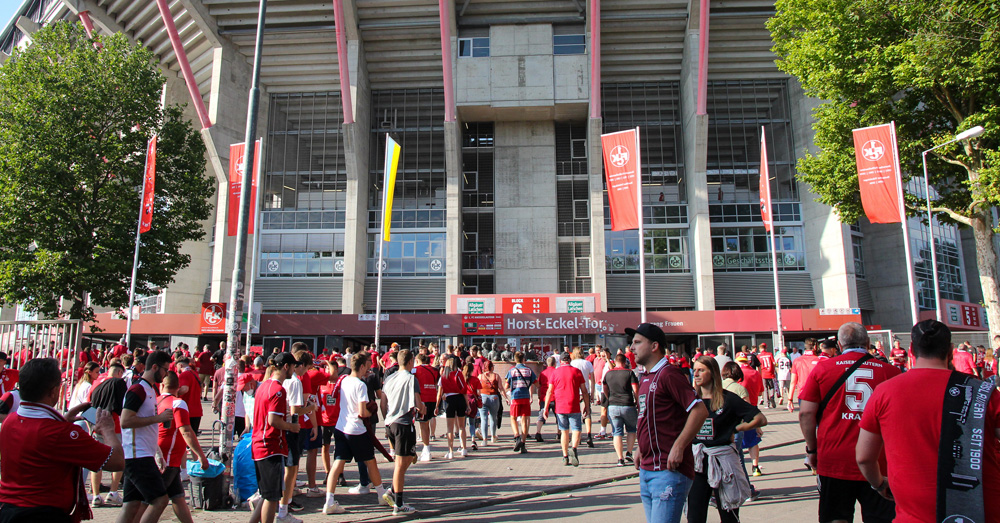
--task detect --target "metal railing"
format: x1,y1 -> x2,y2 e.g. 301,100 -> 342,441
0,319 -> 84,409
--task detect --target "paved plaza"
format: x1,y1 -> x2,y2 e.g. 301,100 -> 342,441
87,400 -> 862,522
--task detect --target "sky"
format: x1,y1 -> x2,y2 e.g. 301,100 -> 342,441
1,0 -> 23,34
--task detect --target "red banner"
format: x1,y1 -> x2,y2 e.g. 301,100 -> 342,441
139,136 -> 157,233
601,129 -> 641,231
500,296 -> 549,314
759,127 -> 772,232
852,123 -> 903,223
200,302 -> 227,334
227,141 -> 261,236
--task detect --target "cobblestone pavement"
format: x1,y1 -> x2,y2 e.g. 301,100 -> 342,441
89,398 -> 806,522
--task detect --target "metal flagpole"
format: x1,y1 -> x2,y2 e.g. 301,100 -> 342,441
635,126 -> 647,323
244,139 -> 264,340
761,128 -> 784,351
890,123 -> 919,325
374,137 -> 389,351
125,140 -> 152,347
221,0 -> 267,471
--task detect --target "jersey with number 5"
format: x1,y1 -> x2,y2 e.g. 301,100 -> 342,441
798,352 -> 900,481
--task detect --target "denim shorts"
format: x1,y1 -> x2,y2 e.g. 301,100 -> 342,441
556,412 -> 582,432
608,405 -> 638,436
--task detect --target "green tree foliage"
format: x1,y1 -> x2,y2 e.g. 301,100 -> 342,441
769,0 -> 1000,337
0,22 -> 213,323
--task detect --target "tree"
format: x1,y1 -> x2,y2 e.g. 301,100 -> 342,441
769,0 -> 1000,339
0,22 -> 213,323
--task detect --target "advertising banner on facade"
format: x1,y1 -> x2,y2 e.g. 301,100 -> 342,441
227,140 -> 261,236
200,302 -> 227,334
462,314 -> 503,335
852,123 -> 903,223
601,129 -> 641,231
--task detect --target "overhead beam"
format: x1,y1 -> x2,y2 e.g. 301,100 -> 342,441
176,0 -> 223,48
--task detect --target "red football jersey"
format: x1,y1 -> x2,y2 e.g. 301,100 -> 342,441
739,365 -> 763,405
791,355 -> 820,394
861,369 -> 1000,523
758,351 -> 775,379
251,379 -> 288,460
156,395 -> 191,468
799,352 -> 900,481
952,349 -> 977,376
177,368 -> 202,417
414,365 -> 439,403
550,365 -> 585,414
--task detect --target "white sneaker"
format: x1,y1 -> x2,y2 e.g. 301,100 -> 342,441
348,483 -> 373,495
90,495 -> 103,508
459,447 -> 468,457
276,513 -> 303,523
295,480 -> 307,488
323,501 -> 346,514
248,491 -> 261,513
105,491 -> 122,506
419,447 -> 431,462
304,487 -> 325,498
443,450 -> 454,459
393,504 -> 417,515
378,487 -> 392,506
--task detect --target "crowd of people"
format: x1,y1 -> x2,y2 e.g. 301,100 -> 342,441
0,323 -> 996,523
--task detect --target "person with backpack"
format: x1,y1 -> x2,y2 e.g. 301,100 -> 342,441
799,322 -> 899,522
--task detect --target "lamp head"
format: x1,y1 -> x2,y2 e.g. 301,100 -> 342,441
955,126 -> 985,141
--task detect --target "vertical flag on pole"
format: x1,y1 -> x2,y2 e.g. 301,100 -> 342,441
601,129 -> 641,231
759,131 -> 772,233
851,123 -> 904,224
227,140 -> 262,236
139,136 -> 157,233
382,136 -> 402,241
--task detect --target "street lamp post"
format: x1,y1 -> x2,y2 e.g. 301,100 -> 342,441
921,125 -> 985,321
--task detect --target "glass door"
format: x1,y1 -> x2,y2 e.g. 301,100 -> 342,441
697,333 -> 736,358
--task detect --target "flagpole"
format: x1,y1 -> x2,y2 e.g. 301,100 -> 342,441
375,166 -> 388,352
634,127 -> 647,323
244,139 -> 264,341
125,139 -> 152,347
890,122 -> 919,325
761,128 -> 784,351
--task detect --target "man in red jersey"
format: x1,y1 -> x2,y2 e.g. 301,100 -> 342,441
628,323 -> 709,523
174,357 -> 204,433
858,320 -> 1000,523
544,352 -> 589,466
757,343 -> 777,409
194,345 -> 215,400
157,372 -> 210,523
788,341 -> 821,413
413,352 -> 439,461
799,323 -> 900,523
249,352 -> 300,523
0,358 -> 125,522
534,355 -> 558,442
951,342 -> 978,377
889,339 -> 907,373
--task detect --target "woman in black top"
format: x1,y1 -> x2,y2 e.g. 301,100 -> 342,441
687,356 -> 766,523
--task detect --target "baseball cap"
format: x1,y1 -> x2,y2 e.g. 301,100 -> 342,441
624,323 -> 667,349
735,352 -> 749,362
759,342 -> 767,349
237,373 -> 255,390
270,352 -> 297,367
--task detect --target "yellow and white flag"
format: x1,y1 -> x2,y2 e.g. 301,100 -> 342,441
382,136 -> 401,241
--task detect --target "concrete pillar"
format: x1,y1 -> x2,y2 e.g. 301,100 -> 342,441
444,120 -> 463,301
341,38 -> 371,314
493,121 -> 559,293
789,79 -> 857,309
680,26 -> 714,310
587,117 -> 608,310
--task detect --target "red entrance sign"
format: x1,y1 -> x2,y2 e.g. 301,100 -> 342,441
200,302 -> 227,334
501,296 -> 549,314
462,314 -> 503,335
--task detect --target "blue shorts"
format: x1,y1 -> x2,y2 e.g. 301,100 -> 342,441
556,412 -> 582,432
608,405 -> 638,436
741,429 -> 762,449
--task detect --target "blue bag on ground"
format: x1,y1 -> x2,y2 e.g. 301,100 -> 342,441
234,431 -> 257,502
186,458 -> 224,478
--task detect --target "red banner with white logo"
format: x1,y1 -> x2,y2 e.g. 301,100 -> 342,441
759,128 -> 773,232
601,129 -> 641,231
139,136 -> 157,233
200,302 -> 227,334
852,123 -> 903,224
227,140 -> 261,236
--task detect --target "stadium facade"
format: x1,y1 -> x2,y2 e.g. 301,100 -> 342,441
2,0 -> 993,352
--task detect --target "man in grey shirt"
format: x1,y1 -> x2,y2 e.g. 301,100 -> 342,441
380,349 -> 424,515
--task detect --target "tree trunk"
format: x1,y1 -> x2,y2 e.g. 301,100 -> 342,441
971,214 -> 1000,343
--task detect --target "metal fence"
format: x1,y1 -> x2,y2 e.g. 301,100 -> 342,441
0,319 -> 84,409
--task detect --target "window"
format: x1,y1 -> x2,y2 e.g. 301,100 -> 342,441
459,37 -> 490,57
553,34 -> 586,55
710,226 -> 806,272
571,138 -> 587,159
259,232 -> 346,277
605,229 -> 689,273
573,200 -> 588,220
852,234 -> 866,279
367,232 -> 446,276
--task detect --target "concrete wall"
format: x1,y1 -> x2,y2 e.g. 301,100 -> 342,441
341,37 -> 372,314
493,121 -> 558,293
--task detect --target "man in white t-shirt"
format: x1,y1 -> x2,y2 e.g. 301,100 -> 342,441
570,347 -> 596,448
322,352 -> 387,515
775,348 -> 792,405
